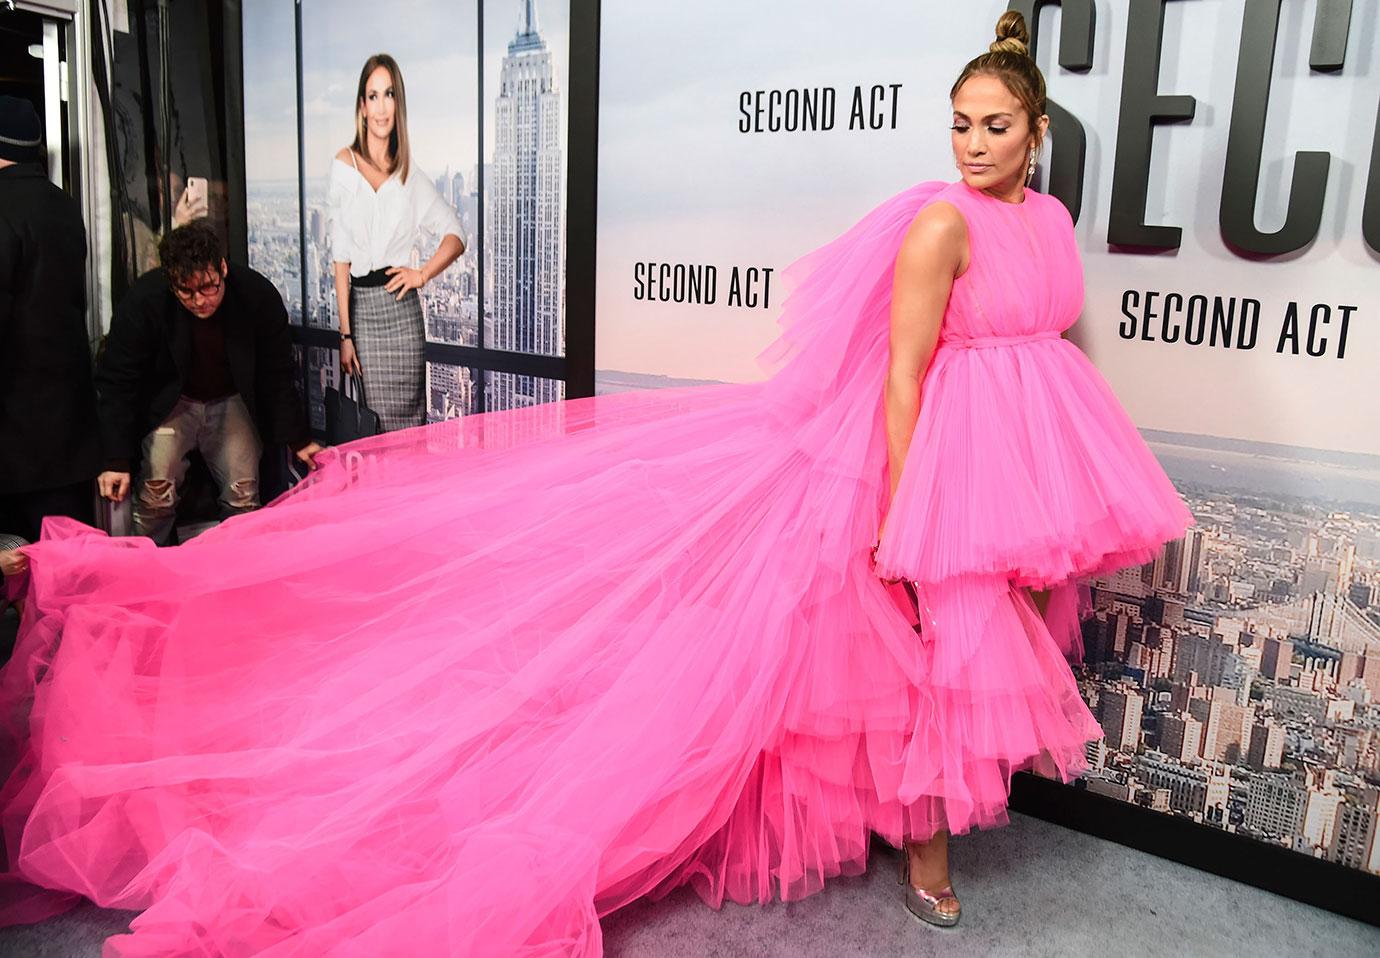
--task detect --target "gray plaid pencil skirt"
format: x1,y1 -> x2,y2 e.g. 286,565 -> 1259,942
349,282 -> 426,432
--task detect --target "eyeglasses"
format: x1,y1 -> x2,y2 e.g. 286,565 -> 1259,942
171,273 -> 224,302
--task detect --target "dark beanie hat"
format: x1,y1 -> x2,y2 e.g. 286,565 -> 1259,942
0,96 -> 43,163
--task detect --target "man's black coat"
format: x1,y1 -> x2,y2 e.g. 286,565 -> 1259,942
95,263 -> 308,472
0,162 -> 99,495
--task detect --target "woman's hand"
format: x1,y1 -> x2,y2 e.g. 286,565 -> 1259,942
172,184 -> 209,228
384,266 -> 426,300
340,339 -> 362,376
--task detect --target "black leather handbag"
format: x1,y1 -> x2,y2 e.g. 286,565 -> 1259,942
324,374 -> 382,446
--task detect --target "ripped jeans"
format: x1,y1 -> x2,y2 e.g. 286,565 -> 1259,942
134,395 -> 262,544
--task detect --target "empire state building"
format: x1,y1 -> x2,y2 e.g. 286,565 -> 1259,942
489,0 -> 565,410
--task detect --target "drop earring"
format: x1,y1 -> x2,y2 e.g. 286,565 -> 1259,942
1026,148 -> 1037,182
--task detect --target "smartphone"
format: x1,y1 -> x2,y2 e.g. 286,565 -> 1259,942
185,176 -> 208,207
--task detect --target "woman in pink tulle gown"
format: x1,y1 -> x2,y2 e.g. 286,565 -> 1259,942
0,11 -> 1190,956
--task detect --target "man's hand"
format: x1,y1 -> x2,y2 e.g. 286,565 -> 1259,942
97,471 -> 131,502
294,442 -> 325,472
0,548 -> 28,578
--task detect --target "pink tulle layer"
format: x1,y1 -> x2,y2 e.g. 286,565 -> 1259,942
0,181 -> 1189,956
873,334 -> 1193,586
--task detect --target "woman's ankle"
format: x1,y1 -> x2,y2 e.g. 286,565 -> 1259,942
904,834 -> 951,887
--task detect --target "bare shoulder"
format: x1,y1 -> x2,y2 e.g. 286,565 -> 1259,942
897,200 -> 967,272
335,147 -> 354,164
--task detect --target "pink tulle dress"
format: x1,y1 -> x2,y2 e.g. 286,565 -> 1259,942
0,180 -> 1191,955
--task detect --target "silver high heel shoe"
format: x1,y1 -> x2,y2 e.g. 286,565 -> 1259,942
897,848 -> 961,927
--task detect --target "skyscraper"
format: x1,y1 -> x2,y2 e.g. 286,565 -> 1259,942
1136,753 -> 1230,821
1329,791 -> 1380,874
1159,712 -> 1203,763
1301,777 -> 1343,851
1102,687 -> 1144,752
426,363 -> 474,422
489,0 -> 565,411
1244,774 -> 1305,838
1339,650 -> 1364,685
452,170 -> 467,228
1247,719 -> 1285,770
1349,581 -> 1374,609
1207,700 -> 1254,764
1156,532 -> 1199,595
1174,632 -> 1251,689
1187,696 -> 1232,762
1185,527 -> 1206,594
1261,636 -> 1294,681
1361,654 -> 1380,699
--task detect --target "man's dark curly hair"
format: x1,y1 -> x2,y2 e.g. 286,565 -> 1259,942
158,221 -> 224,284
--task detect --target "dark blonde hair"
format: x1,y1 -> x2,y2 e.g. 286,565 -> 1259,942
950,12 -> 1047,146
350,53 -> 411,183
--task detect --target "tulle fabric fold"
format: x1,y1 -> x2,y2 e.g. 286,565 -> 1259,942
0,181 -> 1185,956
871,336 -> 1193,586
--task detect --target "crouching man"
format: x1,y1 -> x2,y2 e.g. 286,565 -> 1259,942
95,222 -> 322,543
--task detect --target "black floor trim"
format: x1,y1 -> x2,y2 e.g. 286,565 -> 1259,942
1010,773 -> 1380,927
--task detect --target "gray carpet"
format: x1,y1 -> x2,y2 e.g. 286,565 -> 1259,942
2,813 -> 1375,956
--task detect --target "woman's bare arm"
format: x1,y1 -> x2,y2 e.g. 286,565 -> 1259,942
421,234 -> 464,282
884,203 -> 968,512
334,261 -> 361,374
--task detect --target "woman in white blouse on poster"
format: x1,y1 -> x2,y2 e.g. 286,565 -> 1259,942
328,53 -> 465,431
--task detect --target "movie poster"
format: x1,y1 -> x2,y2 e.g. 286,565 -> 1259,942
244,0 -> 569,427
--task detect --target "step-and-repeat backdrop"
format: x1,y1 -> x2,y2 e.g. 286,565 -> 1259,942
597,1 -> 1380,876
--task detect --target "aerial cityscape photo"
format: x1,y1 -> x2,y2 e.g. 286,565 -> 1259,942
1076,433 -> 1380,876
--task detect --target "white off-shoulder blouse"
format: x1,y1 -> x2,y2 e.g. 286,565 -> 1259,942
327,154 -> 464,277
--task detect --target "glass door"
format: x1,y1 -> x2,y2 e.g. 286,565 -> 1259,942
3,0 -> 104,343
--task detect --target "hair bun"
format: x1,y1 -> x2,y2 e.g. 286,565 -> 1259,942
990,10 -> 1031,57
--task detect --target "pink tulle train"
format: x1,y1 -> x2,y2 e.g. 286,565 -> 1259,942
0,180 -> 1191,955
